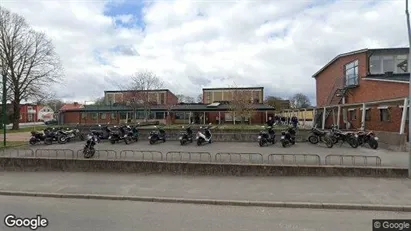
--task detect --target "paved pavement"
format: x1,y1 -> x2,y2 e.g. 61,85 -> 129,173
1,141 -> 408,167
0,172 -> 410,205
0,195 -> 409,231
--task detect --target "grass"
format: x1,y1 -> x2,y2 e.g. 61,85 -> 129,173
0,141 -> 27,149
6,125 -> 60,133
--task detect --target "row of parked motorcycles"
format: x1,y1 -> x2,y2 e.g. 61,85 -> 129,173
307,125 -> 379,149
81,123 -> 214,158
29,126 -> 84,145
257,126 -> 297,148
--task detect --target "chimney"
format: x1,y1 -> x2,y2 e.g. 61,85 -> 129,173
73,102 -> 78,105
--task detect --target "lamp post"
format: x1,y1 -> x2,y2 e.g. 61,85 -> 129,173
406,0 -> 411,178
2,69 -> 7,147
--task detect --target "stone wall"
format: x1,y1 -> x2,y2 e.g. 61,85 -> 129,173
0,157 -> 406,177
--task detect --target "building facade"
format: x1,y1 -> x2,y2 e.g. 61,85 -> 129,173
202,87 -> 264,104
104,89 -> 178,106
313,47 -> 409,133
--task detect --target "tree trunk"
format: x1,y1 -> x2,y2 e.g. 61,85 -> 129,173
12,100 -> 20,130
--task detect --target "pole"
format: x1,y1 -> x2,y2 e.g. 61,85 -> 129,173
406,0 -> 411,178
2,71 -> 7,147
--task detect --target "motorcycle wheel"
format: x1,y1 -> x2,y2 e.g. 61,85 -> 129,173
208,139 -> 212,144
308,135 -> 319,144
44,138 -> 52,145
259,139 -> 265,147
324,137 -> 334,148
124,138 -> 129,144
29,138 -> 37,145
110,139 -> 116,144
149,139 -> 155,145
163,138 -> 166,142
368,139 -> 378,149
83,148 -> 94,158
291,139 -> 295,145
331,136 -> 338,144
180,139 -> 186,145
58,135 -> 68,144
79,134 -> 85,141
134,137 -> 139,142
281,140 -> 287,148
197,139 -> 203,146
347,137 -> 359,148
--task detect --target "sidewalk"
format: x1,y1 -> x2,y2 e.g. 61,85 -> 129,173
0,172 -> 410,205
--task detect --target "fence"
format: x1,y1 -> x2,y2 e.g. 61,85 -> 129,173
267,154 -> 321,165
325,154 -> 382,166
0,148 -> 385,167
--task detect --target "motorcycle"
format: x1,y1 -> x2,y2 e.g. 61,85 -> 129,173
108,125 -> 128,144
83,133 -> 98,158
258,125 -> 276,147
149,126 -> 166,144
280,127 -> 296,148
179,126 -> 194,145
29,130 -> 53,145
356,130 -> 379,149
196,124 -> 212,146
123,125 -> 139,144
307,127 -> 334,148
91,124 -> 111,141
330,126 -> 359,148
57,124 -> 84,144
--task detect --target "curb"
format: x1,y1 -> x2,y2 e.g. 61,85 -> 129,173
0,190 -> 410,212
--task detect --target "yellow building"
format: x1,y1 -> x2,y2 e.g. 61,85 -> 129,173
202,87 -> 264,104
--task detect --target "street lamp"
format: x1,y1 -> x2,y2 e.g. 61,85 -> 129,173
406,0 -> 411,178
2,69 -> 9,147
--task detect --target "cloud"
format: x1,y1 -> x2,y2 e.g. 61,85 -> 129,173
1,0 -> 408,105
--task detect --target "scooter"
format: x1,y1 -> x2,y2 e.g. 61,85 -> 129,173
123,124 -> 139,144
83,133 -> 98,158
280,127 -> 296,148
179,125 -> 194,145
108,125 -> 128,144
91,124 -> 111,141
29,130 -> 52,145
258,125 -> 276,147
196,123 -> 212,146
356,130 -> 379,149
57,124 -> 84,144
149,126 -> 166,144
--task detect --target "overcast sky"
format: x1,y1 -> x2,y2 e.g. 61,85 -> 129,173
1,0 -> 408,105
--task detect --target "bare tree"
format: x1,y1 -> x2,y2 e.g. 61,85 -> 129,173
0,7 -> 63,129
228,86 -> 256,124
176,94 -> 195,103
119,71 -> 164,122
196,94 -> 203,103
93,97 -> 105,106
289,93 -> 311,109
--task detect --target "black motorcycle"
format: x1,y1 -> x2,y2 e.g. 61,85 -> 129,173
179,126 -> 193,145
280,127 -> 296,148
83,133 -> 98,158
258,125 -> 276,147
307,127 -> 334,148
108,125 -> 128,144
356,130 -> 379,149
330,127 -> 359,148
149,126 -> 166,144
29,130 -> 53,145
123,125 -> 139,144
57,126 -> 84,144
91,124 -> 111,141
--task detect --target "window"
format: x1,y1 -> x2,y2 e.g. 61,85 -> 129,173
136,111 -> 145,119
396,55 -> 408,73
119,112 -> 127,120
156,112 -> 165,119
81,113 -> 86,119
365,109 -> 371,121
380,108 -> 391,121
160,93 -> 165,105
370,56 -> 381,74
91,113 -> 98,120
175,112 -> 184,119
348,109 -> 356,120
382,56 -> 394,72
344,60 -> 358,86
100,113 -> 106,120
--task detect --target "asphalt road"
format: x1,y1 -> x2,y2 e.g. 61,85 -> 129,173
0,172 -> 410,206
1,141 -> 407,167
0,195 -> 409,231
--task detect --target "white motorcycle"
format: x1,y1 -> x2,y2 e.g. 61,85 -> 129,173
196,123 -> 212,146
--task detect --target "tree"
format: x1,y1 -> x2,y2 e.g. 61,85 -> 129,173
176,94 -> 195,103
264,96 -> 290,111
289,93 -> 311,108
0,7 -> 63,129
228,87 -> 256,124
44,98 -> 64,111
93,97 -> 105,106
196,94 -> 203,103
119,70 -> 163,122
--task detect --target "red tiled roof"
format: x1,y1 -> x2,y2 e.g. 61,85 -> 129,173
60,103 -> 84,111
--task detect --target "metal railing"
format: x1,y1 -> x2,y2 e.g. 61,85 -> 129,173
215,152 -> 264,164
267,154 -> 321,165
166,151 -> 212,162
325,154 -> 382,166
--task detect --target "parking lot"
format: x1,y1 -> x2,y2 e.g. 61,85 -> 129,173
1,140 -> 407,167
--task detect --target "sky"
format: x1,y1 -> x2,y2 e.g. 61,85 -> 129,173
1,0 -> 408,106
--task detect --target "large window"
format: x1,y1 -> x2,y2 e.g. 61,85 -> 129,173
348,109 -> 357,120
370,55 -> 408,74
380,108 -> 391,122
344,60 -> 358,86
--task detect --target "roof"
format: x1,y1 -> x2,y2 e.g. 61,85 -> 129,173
60,103 -> 84,111
202,87 -> 264,91
364,73 -> 409,83
104,89 -> 171,93
312,47 -> 410,78
62,103 -> 275,112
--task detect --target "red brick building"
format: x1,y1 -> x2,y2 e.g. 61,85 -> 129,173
313,47 -> 409,134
